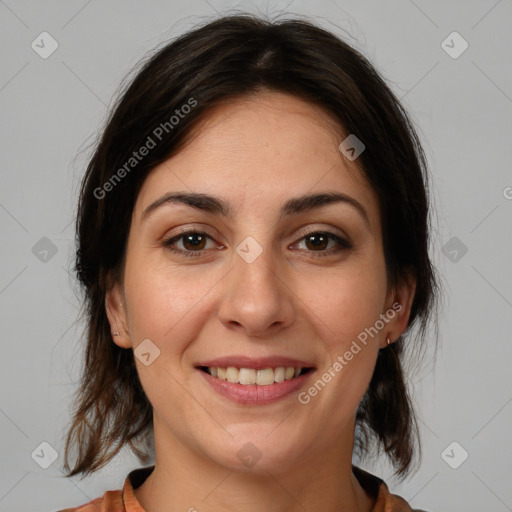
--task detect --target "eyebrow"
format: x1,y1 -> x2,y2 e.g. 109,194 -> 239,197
142,191 -> 370,228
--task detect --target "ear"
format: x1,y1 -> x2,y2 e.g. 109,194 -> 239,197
105,281 -> 131,349
379,270 -> 417,349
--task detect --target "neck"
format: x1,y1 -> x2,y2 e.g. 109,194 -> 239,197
134,415 -> 374,512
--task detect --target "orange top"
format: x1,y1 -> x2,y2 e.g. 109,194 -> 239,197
57,465 -> 426,512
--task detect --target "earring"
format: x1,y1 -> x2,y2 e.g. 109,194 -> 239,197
113,331 -> 120,336
386,336 -> 391,345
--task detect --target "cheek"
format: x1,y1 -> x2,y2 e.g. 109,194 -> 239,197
296,263 -> 388,346
121,258 -> 209,412
293,261 -> 386,416
122,252 -> 220,348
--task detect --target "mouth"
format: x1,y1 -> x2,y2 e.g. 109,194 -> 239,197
194,357 -> 316,405
198,365 -> 314,385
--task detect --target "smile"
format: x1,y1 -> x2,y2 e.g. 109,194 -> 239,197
199,366 -> 312,385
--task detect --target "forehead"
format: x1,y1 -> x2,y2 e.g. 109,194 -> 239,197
134,91 -> 380,230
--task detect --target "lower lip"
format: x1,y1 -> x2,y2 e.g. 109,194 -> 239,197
197,369 -> 314,405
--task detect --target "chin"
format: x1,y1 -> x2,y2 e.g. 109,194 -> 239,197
202,426 -> 307,474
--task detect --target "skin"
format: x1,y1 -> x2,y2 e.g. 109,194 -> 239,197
106,91 -> 416,512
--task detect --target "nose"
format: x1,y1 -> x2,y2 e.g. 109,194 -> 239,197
217,240 -> 296,338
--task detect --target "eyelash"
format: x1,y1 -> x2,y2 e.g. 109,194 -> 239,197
162,230 -> 353,258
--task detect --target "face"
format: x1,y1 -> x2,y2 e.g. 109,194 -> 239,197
107,91 -> 415,473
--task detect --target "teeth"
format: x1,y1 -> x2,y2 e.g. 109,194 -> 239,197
226,366 -> 239,383
206,366 -> 304,385
285,367 -> 295,380
256,368 -> 274,385
274,367 -> 285,383
239,368 -> 256,385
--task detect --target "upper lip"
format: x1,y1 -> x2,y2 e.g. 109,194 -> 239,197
196,355 -> 316,370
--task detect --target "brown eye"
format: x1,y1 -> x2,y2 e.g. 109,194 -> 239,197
294,231 -> 352,257
304,233 -> 329,251
182,233 -> 207,250
163,231 -> 219,257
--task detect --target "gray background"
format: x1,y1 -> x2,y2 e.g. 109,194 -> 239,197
1,1 -> 511,511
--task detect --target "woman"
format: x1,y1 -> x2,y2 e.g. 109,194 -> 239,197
59,13 -> 439,512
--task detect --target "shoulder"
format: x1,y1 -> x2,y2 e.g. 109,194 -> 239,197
55,489 -> 124,512
386,492 -> 429,512
379,482 -> 430,512
352,465 -> 429,512
55,465 -> 154,512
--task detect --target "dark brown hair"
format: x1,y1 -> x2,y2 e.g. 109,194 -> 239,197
63,13 -> 440,479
